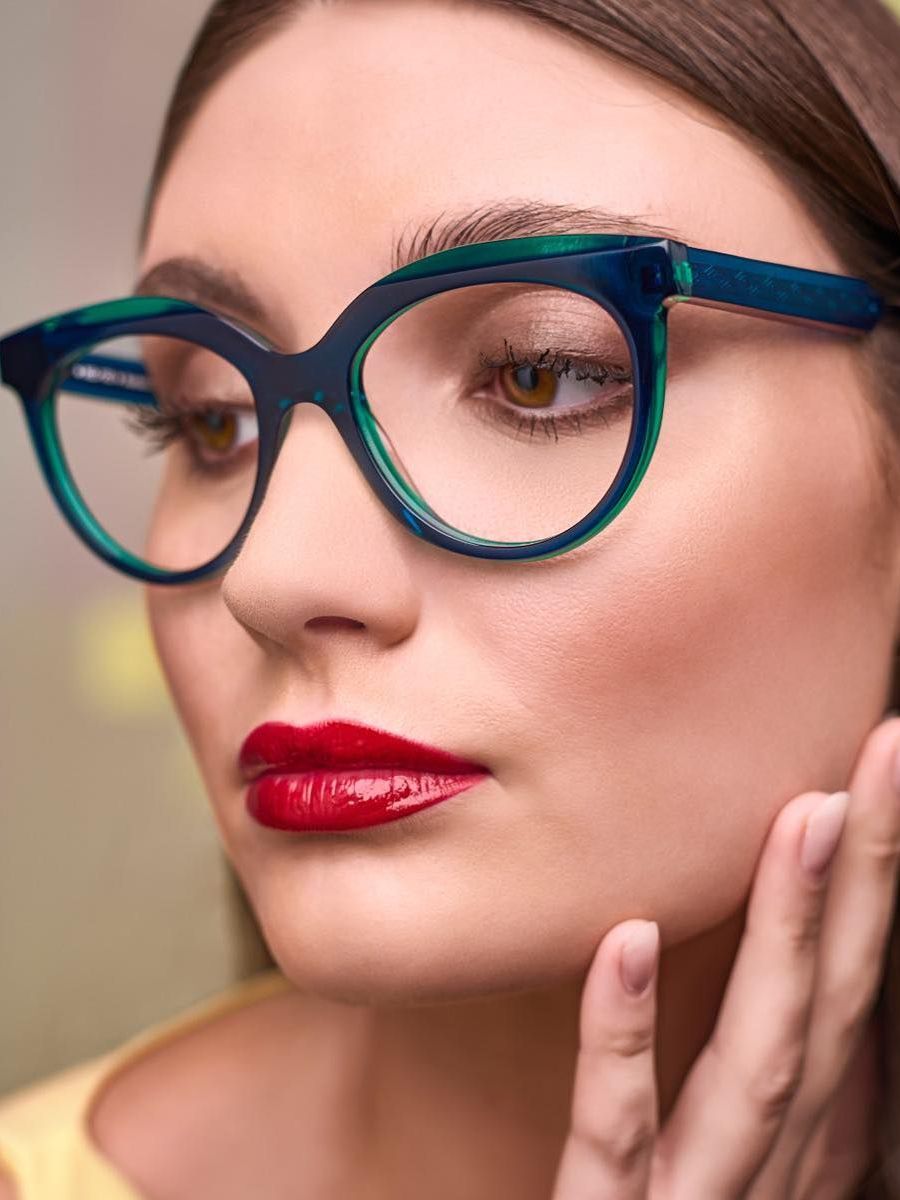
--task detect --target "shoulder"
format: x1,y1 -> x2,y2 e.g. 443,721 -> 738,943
89,971 -> 301,1136
87,976 -> 308,1194
0,971 -> 295,1199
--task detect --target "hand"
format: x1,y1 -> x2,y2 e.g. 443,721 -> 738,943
550,714 -> 900,1200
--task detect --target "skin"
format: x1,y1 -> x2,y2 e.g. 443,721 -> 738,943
10,1 -> 894,1197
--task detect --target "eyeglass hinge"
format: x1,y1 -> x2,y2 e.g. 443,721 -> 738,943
634,242 -> 686,301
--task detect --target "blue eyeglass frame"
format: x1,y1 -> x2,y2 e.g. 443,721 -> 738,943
0,231 -> 893,585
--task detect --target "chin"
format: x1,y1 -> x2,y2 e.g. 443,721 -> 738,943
251,885 -> 591,1009
269,949 -> 580,1009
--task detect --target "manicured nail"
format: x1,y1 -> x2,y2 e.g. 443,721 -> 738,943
800,791 -> 849,877
620,921 -> 660,996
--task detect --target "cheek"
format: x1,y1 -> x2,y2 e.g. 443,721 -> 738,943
145,584 -> 246,789
446,346 -> 895,943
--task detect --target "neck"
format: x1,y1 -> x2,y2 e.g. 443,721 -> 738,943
264,904 -> 753,1199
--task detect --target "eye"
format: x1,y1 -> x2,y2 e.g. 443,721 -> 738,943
185,406 -> 258,461
473,343 -> 634,440
498,363 -> 559,408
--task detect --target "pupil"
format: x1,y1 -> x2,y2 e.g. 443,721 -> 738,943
516,366 -> 539,391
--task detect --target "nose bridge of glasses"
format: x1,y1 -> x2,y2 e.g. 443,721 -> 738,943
269,344 -> 349,423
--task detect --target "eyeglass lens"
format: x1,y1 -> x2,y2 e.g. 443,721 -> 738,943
51,281 -> 637,572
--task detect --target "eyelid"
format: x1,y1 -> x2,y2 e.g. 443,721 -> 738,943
147,351 -> 255,410
159,391 -> 256,414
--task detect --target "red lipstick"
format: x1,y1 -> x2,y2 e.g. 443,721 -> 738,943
239,719 -> 490,832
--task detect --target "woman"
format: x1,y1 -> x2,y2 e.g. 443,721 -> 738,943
1,0 -> 899,1196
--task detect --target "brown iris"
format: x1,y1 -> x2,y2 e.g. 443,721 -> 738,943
499,363 -> 557,408
187,409 -> 237,454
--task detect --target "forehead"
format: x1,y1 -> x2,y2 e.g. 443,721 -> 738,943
141,0 -> 841,346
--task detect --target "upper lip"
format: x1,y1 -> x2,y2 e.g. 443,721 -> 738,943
238,719 -> 491,783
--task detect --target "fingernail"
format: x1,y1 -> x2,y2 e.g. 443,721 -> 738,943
892,738 -> 900,795
800,791 -> 850,877
620,921 -> 660,996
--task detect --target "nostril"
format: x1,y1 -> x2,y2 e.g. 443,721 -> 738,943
305,616 -> 365,632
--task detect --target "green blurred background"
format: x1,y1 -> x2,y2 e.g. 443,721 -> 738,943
1,0 -> 899,1097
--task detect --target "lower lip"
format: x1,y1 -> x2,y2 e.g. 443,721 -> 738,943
246,768 -> 489,831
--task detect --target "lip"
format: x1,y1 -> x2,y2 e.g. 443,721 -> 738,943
239,719 -> 491,832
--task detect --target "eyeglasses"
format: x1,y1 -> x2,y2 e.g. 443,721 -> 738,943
0,232 -> 891,585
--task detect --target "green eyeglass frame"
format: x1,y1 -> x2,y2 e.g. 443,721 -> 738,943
0,232 -> 893,585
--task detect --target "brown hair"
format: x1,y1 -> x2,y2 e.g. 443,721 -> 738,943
141,2 -> 900,1195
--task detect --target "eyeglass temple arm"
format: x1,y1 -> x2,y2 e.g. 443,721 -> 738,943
55,353 -> 156,404
0,350 -> 157,405
672,245 -> 887,332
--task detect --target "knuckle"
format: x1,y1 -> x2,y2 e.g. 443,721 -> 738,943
605,1116 -> 657,1175
604,1019 -> 656,1060
573,1096 -> 657,1174
820,976 -> 878,1045
863,829 -> 900,871
745,1053 -> 804,1123
783,905 -> 825,955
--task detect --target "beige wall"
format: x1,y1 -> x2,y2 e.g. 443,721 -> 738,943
0,0 -> 247,1096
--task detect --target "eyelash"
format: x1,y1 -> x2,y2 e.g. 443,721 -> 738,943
474,340 -> 634,441
120,338 -> 635,469
123,400 -> 257,475
124,406 -> 183,454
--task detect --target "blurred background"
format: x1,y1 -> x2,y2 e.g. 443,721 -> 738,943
0,0 -> 273,1098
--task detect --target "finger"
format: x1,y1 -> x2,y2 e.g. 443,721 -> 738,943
652,786 -> 846,1199
551,918 -> 660,1200
747,715 -> 900,1196
788,1004 -> 883,1200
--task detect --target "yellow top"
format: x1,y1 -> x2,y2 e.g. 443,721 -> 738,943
2,966 -> 895,1200
0,968 -> 293,1199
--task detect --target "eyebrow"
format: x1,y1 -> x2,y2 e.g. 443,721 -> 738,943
132,199 -> 685,340
390,200 -> 682,272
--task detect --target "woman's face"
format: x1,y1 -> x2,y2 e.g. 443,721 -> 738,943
140,0 -> 900,1002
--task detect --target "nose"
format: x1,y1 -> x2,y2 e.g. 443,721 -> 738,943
220,395 -> 420,656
